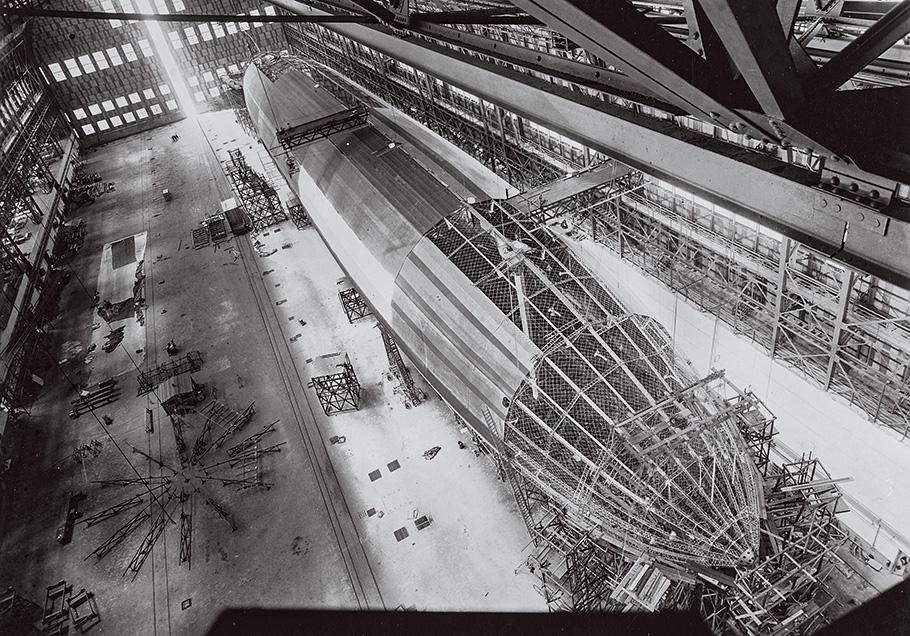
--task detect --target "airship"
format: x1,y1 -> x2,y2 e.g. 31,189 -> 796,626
244,51 -> 763,569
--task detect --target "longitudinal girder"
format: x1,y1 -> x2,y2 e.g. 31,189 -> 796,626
427,201 -> 762,567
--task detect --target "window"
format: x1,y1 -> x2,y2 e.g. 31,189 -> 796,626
227,64 -> 240,74
121,43 -> 138,62
216,67 -> 228,78
123,111 -> 136,123
97,119 -> 110,131
63,58 -> 82,77
110,115 -> 123,127
81,123 -> 96,135
239,20 -> 250,31
78,55 -> 96,73
141,88 -> 154,99
226,22 -> 237,35
102,100 -> 115,112
119,0 -> 136,22
264,5 -> 276,15
106,47 -> 123,66
166,99 -> 178,110
150,104 -> 163,114
159,83 -> 171,95
183,26 -> 199,45
91,51 -> 109,70
115,96 -> 128,107
212,22 -> 225,38
48,63 -> 66,81
187,75 -> 199,87
128,92 -> 141,104
172,0 -> 184,10
136,108 -> 149,119
73,108 -> 87,119
138,39 -> 154,58
167,32 -> 183,49
202,71 -> 214,83
88,103 -> 102,115
198,24 -> 212,41
194,90 -> 205,102
209,87 -> 220,97
154,0 -> 168,14
101,0 -> 121,26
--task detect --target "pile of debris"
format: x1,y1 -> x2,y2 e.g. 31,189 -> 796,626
101,326 -> 124,353
53,218 -> 87,260
70,160 -> 114,209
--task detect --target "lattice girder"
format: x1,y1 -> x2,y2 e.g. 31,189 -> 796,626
423,200 -> 764,568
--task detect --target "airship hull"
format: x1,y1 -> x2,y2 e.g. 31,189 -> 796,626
244,53 -> 764,568
244,58 -> 537,445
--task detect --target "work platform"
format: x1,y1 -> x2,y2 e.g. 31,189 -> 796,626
309,352 -> 361,415
505,162 -> 640,224
246,52 -> 367,153
337,278 -> 371,323
277,104 -> 369,151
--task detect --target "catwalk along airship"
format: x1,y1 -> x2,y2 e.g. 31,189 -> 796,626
244,52 -> 764,569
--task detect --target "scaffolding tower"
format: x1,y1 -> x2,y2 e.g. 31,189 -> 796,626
225,148 -> 287,232
337,278 -> 372,322
288,202 -> 311,229
378,322 -> 425,408
222,74 -> 254,137
308,352 -> 361,415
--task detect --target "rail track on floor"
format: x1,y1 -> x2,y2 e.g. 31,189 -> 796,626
234,232 -> 385,610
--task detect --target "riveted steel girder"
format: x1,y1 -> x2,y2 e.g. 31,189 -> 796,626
268,0 -> 910,287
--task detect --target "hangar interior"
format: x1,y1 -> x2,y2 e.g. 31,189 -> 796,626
0,0 -> 909,633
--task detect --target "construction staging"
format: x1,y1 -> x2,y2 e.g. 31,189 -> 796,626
1,1 -> 910,634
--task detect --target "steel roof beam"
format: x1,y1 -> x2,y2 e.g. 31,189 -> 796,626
0,6 -> 375,22
411,8 -> 541,25
269,0 -> 910,286
808,0 -> 910,93
405,20 -> 682,111
508,0 -> 772,135
696,0 -> 806,120
776,0 -> 802,39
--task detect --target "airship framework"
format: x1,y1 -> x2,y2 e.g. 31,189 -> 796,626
241,50 -> 851,634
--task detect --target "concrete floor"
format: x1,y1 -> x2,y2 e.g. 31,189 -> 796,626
0,111 -> 544,634
198,111 -> 543,612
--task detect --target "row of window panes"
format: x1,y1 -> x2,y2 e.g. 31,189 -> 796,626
47,42 -> 148,81
186,65 -> 239,89
102,0 -> 185,27
79,100 -> 177,134
71,84 -> 171,120
167,6 -> 276,48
